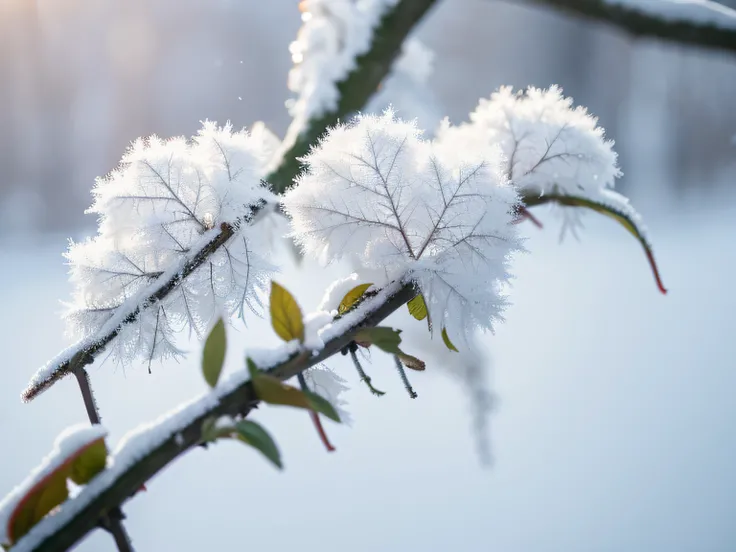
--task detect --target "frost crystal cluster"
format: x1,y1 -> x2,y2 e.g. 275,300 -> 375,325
438,86 -> 639,234
65,122 -> 277,365
283,111 -> 521,344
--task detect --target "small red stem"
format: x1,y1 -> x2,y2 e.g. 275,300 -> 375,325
308,411 -> 335,452
645,248 -> 668,295
514,206 -> 544,228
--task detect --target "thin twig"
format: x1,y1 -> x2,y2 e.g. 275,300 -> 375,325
349,346 -> 386,397
73,367 -> 101,425
393,355 -> 418,399
73,363 -> 135,552
100,510 -> 134,552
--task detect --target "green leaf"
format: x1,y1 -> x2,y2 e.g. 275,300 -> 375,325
407,295 -> 427,321
248,360 -> 311,409
200,416 -> 219,442
201,416 -> 238,442
202,318 -> 227,388
442,328 -> 459,352
247,360 -> 341,423
304,391 -> 341,422
522,192 -> 667,295
68,438 -> 108,485
234,420 -> 282,469
337,283 -> 373,315
269,281 -> 305,342
353,326 -> 403,355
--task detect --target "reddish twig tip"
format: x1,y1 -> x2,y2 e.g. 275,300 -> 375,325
308,411 -> 335,452
645,248 -> 668,295
515,206 -> 544,229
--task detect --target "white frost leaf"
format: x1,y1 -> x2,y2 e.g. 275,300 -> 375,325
439,86 -> 644,239
283,110 -> 521,344
64,121 -> 278,367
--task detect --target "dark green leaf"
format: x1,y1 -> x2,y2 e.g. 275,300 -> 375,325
248,360 -> 312,409
202,318 -> 227,388
201,416 -> 238,442
234,420 -> 282,469
353,326 -> 403,354
247,359 -> 341,423
304,391 -> 341,422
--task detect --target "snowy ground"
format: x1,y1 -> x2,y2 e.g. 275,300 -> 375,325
0,197 -> 734,551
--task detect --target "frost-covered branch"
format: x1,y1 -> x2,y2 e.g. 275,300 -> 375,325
23,1 -> 437,402
12,284 -> 416,552
508,0 -> 736,55
267,0 -> 438,194
24,215 -> 247,402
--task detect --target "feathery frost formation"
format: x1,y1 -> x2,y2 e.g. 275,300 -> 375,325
283,110 -> 521,344
439,86 -> 641,234
64,122 -> 277,366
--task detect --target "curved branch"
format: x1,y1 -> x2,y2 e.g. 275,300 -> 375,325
20,284 -> 417,552
507,0 -> 736,55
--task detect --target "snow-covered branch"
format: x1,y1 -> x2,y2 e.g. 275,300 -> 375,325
267,0 -> 438,194
22,1 -> 437,403
11,284 -> 417,552
23,123 -> 278,402
508,0 -> 736,55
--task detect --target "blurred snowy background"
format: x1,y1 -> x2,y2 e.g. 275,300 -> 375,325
1,0 -> 735,550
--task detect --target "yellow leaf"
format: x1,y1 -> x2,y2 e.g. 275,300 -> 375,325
269,281 -> 304,342
202,318 -> 227,388
337,283 -> 373,315
407,295 -> 427,321
8,475 -> 68,545
442,328 -> 459,352
69,438 -> 108,485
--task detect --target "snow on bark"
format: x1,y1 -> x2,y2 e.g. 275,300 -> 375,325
606,0 -> 736,29
285,0 -> 399,140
